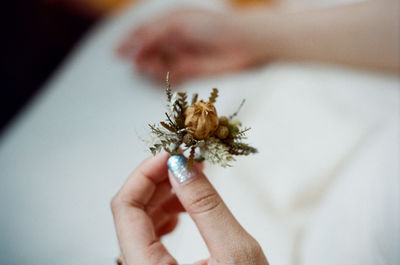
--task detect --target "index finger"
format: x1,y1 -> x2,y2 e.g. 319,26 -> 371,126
116,152 -> 169,207
111,152 -> 177,265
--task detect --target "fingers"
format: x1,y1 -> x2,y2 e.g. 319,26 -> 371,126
117,8 -> 254,82
169,52 -> 251,82
112,153 -> 267,264
115,152 -> 169,207
145,180 -> 173,213
119,13 -> 179,61
118,14 -> 171,57
117,13 -> 198,83
156,215 -> 179,237
111,152 -> 177,265
150,195 -> 185,229
167,155 -> 257,261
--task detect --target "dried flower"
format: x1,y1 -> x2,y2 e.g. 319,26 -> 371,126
147,73 -> 257,168
184,100 -> 219,140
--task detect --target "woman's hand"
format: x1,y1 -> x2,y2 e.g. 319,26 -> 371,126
118,9 -> 266,83
111,152 -> 269,265
118,1 -> 400,78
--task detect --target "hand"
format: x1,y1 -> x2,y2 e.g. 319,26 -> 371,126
111,152 -> 269,265
117,9 -> 267,83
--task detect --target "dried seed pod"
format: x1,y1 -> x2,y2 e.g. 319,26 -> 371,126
183,133 -> 195,146
218,116 -> 229,126
184,100 -> 219,139
215,125 -> 229,139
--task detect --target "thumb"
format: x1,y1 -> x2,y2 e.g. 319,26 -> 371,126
167,154 -> 255,260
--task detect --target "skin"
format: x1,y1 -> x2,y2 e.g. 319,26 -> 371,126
118,0 -> 399,83
111,152 -> 269,265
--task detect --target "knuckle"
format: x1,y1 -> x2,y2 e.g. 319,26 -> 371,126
187,190 -> 222,215
147,241 -> 178,265
110,194 -> 122,215
236,237 -> 264,262
247,239 -> 263,257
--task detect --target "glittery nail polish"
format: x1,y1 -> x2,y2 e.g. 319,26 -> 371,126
167,155 -> 198,184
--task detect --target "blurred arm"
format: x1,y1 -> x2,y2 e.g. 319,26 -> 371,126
245,0 -> 400,72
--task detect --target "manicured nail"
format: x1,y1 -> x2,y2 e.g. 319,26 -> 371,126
167,155 -> 198,184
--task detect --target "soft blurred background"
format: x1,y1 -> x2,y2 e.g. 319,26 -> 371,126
1,0 -> 399,265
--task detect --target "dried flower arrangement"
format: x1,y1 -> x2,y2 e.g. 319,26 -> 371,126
148,73 -> 257,169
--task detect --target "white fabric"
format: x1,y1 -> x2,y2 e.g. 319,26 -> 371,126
0,0 -> 398,265
301,118 -> 400,265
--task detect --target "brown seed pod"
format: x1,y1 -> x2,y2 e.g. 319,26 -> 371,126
183,133 -> 195,146
184,100 -> 219,139
218,116 -> 229,126
215,125 -> 229,139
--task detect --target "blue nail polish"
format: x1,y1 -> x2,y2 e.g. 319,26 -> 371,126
167,155 -> 197,184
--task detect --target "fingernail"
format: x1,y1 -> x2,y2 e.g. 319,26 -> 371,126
167,155 -> 198,184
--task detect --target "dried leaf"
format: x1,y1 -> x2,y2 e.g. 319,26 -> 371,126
230,127 -> 251,139
208,88 -> 218,104
165,72 -> 172,103
178,92 -> 188,110
160,121 -> 176,132
164,113 -> 178,129
227,142 -> 258,156
187,146 -> 195,171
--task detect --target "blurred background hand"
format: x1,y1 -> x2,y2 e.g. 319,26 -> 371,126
118,0 -> 399,83
118,9 -> 267,83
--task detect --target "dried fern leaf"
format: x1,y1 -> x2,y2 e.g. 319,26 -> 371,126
173,102 -> 186,130
165,72 -> 172,103
160,121 -> 176,132
169,92 -> 179,114
208,88 -> 218,104
231,127 -> 251,139
178,92 -> 188,110
149,124 -> 166,137
164,113 -> 179,130
149,143 -> 162,156
187,146 -> 195,171
228,142 -> 258,155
